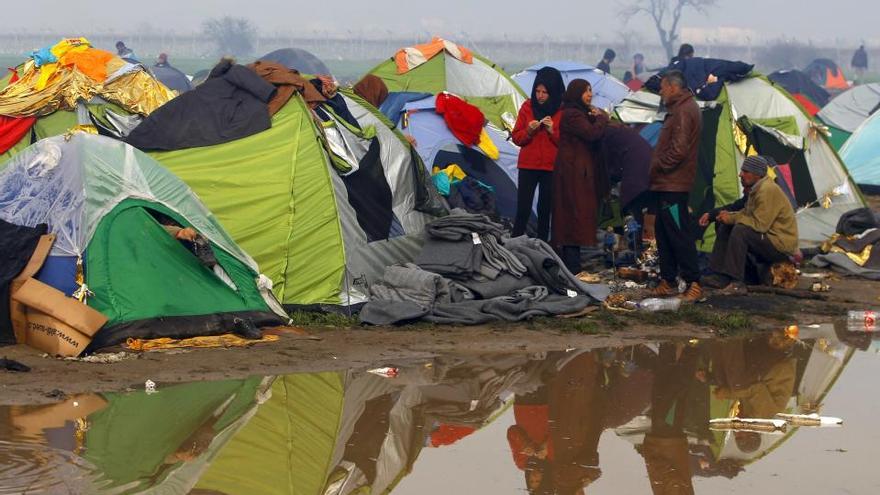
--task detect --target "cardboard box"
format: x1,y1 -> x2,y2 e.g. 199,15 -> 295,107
24,308 -> 92,357
9,234 -> 55,344
12,278 -> 107,338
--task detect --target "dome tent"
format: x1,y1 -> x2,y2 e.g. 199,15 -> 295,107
817,82 -> 880,150
840,110 -> 880,193
512,61 -> 631,112
0,133 -> 282,349
258,47 -> 331,76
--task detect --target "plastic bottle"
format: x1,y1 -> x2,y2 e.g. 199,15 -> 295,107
847,310 -> 877,331
638,298 -> 682,312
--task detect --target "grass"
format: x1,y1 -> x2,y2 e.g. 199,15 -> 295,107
620,304 -> 753,334
287,311 -> 359,328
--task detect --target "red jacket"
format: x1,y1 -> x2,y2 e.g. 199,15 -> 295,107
512,100 -> 561,171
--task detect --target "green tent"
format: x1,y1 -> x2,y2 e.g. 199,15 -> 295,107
0,133 -> 281,349
367,38 -> 526,129
149,92 -> 440,309
615,76 -> 866,251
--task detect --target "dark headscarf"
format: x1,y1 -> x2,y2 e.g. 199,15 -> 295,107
561,78 -> 592,114
530,66 -> 565,120
353,74 -> 389,109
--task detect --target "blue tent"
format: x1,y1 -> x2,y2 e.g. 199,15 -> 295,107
512,61 -> 631,112
391,95 -> 522,222
840,110 -> 880,193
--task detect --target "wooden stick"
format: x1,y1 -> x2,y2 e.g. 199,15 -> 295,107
746,285 -> 829,300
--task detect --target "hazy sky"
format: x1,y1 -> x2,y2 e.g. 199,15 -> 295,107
3,0 -> 878,44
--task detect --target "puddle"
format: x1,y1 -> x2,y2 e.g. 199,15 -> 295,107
2,324 -> 879,494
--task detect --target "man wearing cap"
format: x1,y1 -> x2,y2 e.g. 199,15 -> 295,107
701,155 -> 799,293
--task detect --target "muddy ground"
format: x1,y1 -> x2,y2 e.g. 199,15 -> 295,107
2,272 -> 876,406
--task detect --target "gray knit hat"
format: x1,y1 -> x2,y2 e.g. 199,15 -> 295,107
741,155 -> 769,177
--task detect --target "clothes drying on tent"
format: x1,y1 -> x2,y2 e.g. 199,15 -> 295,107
435,92 -> 485,146
150,63 -> 192,94
0,133 -> 283,350
126,60 -> 319,150
645,57 -> 753,101
512,61 -> 631,112
258,47 -> 331,75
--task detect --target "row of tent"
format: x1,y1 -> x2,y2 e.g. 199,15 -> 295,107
0,37 -> 873,349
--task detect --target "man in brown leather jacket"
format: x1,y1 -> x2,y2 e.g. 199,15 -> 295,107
649,70 -> 703,302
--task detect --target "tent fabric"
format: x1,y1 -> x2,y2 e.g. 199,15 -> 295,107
804,59 -> 849,90
150,63 -> 193,93
0,220 -> 47,344
258,47 -> 331,75
394,37 -> 474,74
818,82 -> 880,133
0,116 -> 36,154
768,70 -> 830,108
840,110 -> 880,189
512,61 -> 631,112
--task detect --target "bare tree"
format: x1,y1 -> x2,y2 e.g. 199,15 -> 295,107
619,0 -> 716,61
202,17 -> 257,58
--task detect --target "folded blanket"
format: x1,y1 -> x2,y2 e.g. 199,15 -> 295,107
369,263 -> 452,308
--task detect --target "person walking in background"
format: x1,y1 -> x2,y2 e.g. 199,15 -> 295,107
552,79 -> 609,274
597,49 -> 616,74
648,70 -> 703,302
511,66 -> 565,242
852,44 -> 868,83
632,53 -> 646,77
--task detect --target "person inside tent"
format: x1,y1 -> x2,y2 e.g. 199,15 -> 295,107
699,156 -> 799,294
671,43 -> 694,64
553,79 -> 609,274
596,48 -> 616,74
852,44 -> 868,83
511,66 -> 564,242
115,41 -> 138,63
648,70 -> 702,303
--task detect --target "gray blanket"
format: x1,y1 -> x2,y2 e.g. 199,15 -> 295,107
811,252 -> 880,280
360,286 -> 593,325
426,211 -> 506,241
369,263 -> 452,307
505,236 -> 609,301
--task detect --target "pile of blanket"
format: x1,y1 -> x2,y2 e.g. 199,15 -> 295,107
812,208 -> 880,280
360,212 -> 608,325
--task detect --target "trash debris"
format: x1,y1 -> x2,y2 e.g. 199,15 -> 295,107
0,357 -> 30,372
846,310 -> 877,331
575,271 -> 602,284
44,389 -> 67,400
775,413 -> 843,427
616,266 -> 650,282
125,333 -> 279,351
784,325 -> 799,339
63,351 -> 136,363
810,281 -> 831,292
710,417 -> 787,433
631,297 -> 681,312
367,367 -> 399,378
145,379 -> 157,394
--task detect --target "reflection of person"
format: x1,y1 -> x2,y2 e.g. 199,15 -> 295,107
648,70 -> 702,302
511,66 -> 564,241
700,156 -> 798,294
552,79 -> 609,274
507,384 -> 553,494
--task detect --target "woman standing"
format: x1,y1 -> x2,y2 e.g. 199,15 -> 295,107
511,67 -> 564,242
552,79 -> 609,274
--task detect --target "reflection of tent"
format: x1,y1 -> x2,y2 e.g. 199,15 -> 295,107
149,91 -> 438,309
840,110 -> 880,193
150,63 -> 193,94
0,133 -> 280,348
367,38 -> 526,128
258,48 -> 331,75
767,69 -> 830,115
616,76 -> 865,250
512,61 -> 631,111
817,82 -> 880,150
392,95 -> 522,222
804,59 -> 849,91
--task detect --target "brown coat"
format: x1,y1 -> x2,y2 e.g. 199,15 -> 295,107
649,91 -> 701,192
552,107 -> 608,247
246,60 -> 325,115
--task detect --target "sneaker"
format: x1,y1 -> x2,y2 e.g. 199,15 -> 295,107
700,273 -> 731,289
650,279 -> 678,297
716,281 -> 748,296
681,282 -> 704,303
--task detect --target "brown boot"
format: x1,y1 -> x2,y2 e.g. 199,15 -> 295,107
650,279 -> 678,297
681,282 -> 704,303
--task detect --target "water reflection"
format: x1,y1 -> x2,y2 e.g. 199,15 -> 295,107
0,325 -> 868,494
